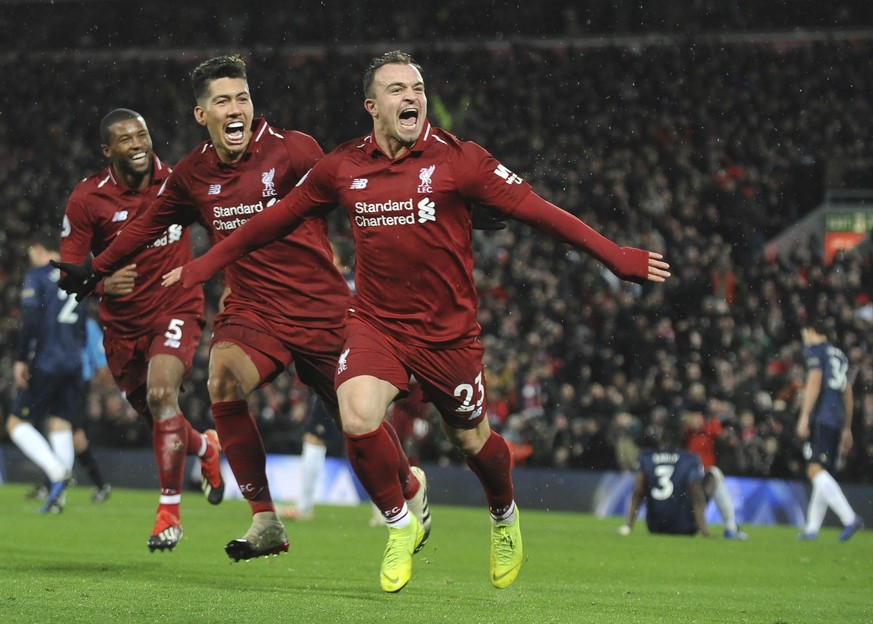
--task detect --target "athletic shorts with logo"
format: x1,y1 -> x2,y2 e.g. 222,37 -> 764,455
104,312 -> 204,404
336,315 -> 487,430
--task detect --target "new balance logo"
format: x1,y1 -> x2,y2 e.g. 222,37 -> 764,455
417,198 -> 436,223
208,184 -> 222,195
350,178 -> 368,190
494,163 -> 523,185
112,211 -> 129,222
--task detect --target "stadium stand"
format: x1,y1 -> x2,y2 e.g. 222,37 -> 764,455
1,2 -> 872,485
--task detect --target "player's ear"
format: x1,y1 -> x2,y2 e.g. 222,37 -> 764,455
364,98 -> 377,119
193,105 -> 207,127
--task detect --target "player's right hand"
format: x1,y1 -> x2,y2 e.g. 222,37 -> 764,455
50,258 -> 101,301
161,266 -> 182,287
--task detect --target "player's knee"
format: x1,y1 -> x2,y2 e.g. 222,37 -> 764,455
5,414 -> 23,435
443,423 -> 489,456
707,466 -> 724,484
207,370 -> 243,402
145,382 -> 180,414
339,406 -> 381,436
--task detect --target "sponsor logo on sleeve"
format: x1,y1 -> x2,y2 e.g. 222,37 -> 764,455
493,163 -> 523,185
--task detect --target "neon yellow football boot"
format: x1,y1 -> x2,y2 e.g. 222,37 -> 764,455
490,507 -> 523,589
380,513 -> 426,593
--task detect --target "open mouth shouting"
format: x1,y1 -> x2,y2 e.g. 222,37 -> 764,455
225,121 -> 247,146
399,108 -> 419,130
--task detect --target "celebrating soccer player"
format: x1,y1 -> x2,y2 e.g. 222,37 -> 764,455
153,50 -> 670,591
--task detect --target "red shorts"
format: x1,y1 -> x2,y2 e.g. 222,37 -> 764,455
212,316 -> 343,408
337,316 -> 487,429
104,312 -> 204,398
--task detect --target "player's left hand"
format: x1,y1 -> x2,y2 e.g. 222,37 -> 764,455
645,252 -> 671,282
50,258 -> 101,301
471,204 -> 507,231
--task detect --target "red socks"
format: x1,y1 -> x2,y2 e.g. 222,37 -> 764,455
382,421 -> 420,499
182,419 -> 204,455
465,430 -> 514,517
152,413 -> 188,498
345,426 -> 406,522
212,400 -> 274,514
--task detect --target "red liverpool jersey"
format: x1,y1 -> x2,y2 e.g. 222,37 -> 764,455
61,154 -> 204,336
183,121 -> 652,344
274,121 -> 532,346
92,118 -> 348,330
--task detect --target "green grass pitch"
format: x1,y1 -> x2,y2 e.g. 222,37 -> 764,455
0,483 -> 869,623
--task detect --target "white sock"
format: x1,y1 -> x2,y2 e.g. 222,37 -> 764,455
804,476 -> 829,534
815,470 -> 857,526
299,441 -> 327,514
385,502 -> 411,528
10,422 -> 67,482
491,501 -> 517,525
709,467 -> 738,532
49,429 -> 75,472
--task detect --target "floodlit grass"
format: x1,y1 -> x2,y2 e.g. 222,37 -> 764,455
0,483 -> 869,623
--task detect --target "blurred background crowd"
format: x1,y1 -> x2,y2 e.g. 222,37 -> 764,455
2,1 -> 872,482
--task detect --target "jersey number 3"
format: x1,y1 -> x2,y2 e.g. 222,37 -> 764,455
651,465 -> 675,500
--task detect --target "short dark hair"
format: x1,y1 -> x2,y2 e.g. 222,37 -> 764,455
803,318 -> 832,339
27,227 -> 59,252
191,54 -> 248,103
99,108 -> 144,144
363,50 -> 422,99
659,419 -> 686,451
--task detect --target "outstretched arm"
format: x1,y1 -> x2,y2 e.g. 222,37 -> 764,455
163,195 -> 309,288
509,192 -> 670,283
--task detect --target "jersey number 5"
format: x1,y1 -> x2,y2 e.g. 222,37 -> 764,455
163,319 -> 185,349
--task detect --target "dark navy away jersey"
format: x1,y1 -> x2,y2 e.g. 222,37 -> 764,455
16,263 -> 86,376
638,449 -> 705,535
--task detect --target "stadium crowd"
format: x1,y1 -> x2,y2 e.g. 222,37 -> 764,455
2,23 -> 873,482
